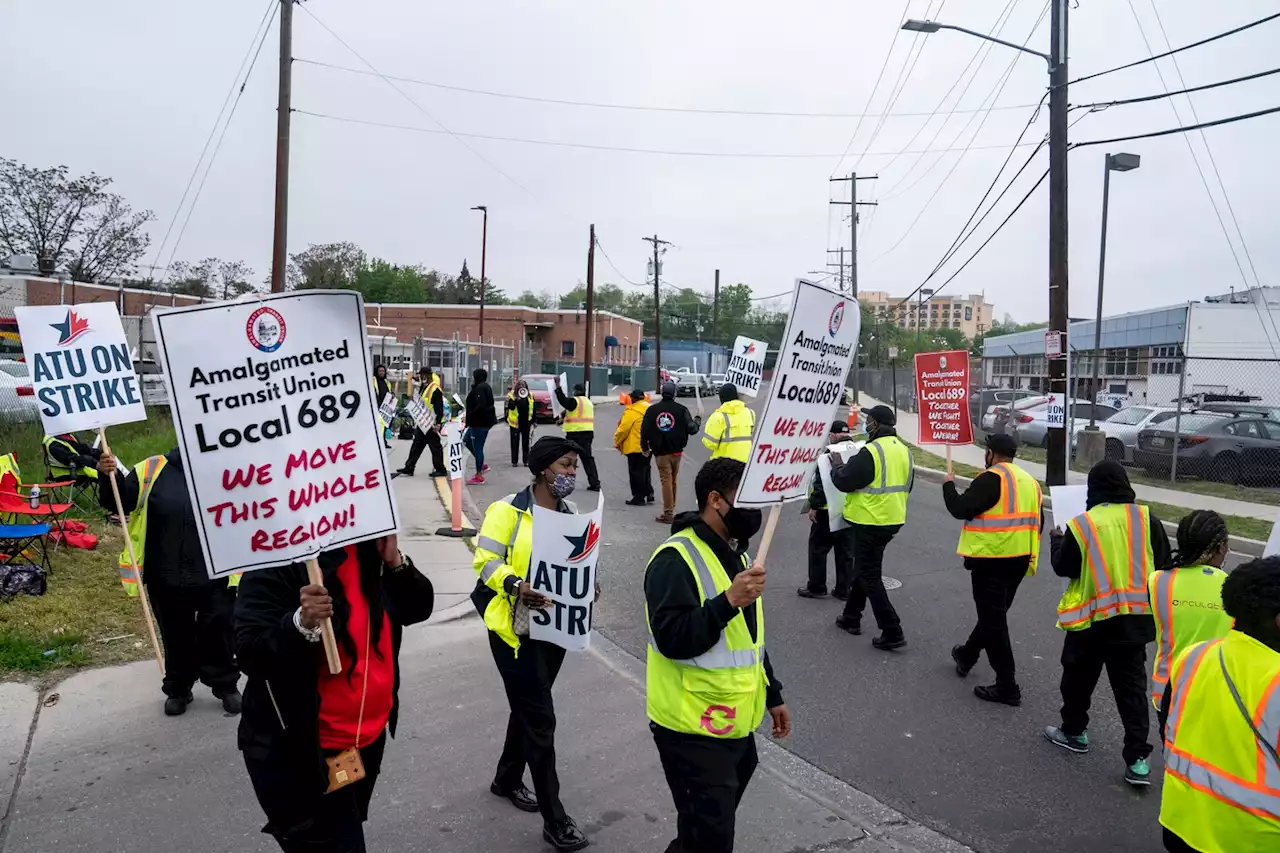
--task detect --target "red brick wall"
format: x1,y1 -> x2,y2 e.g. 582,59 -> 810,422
18,277 -> 203,314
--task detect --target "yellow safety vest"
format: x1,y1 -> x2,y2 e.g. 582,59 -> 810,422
563,396 -> 594,432
0,452 -> 20,486
702,401 -> 755,462
1160,632 -> 1280,852
1149,565 -> 1232,708
1056,503 -> 1154,631
43,435 -> 99,481
843,436 -> 913,527
956,462 -> 1042,573
505,393 -> 522,428
645,528 -> 767,739
118,456 -> 239,595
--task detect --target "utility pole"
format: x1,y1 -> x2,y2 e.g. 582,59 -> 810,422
1046,0 -> 1070,486
837,247 -> 845,291
830,173 -> 877,403
583,224 -> 596,394
642,234 -> 672,392
471,205 -> 488,337
712,269 -> 720,342
270,0 -> 294,293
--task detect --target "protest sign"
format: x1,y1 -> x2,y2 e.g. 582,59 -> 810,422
14,302 -> 147,434
528,498 -> 603,651
445,421 -> 466,480
378,393 -> 398,427
1264,507 -> 1280,558
546,373 -> 569,418
1049,485 -> 1087,530
816,455 -> 850,533
725,335 -> 768,398
407,397 -> 435,432
152,290 -> 400,580
914,350 -> 973,446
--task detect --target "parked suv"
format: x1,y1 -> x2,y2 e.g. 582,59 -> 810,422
1014,399 -> 1115,448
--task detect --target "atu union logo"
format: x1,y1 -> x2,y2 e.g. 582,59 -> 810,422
827,300 -> 846,339
246,307 -> 287,353
50,310 -> 90,346
939,355 -> 949,370
740,341 -> 756,356
563,519 -> 601,563
655,411 -> 676,432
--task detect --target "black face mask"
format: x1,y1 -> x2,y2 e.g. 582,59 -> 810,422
718,500 -> 763,543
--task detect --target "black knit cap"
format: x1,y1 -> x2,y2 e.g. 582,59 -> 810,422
528,436 -> 579,475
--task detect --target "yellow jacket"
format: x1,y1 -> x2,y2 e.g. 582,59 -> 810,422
614,400 -> 650,454
702,399 -> 755,462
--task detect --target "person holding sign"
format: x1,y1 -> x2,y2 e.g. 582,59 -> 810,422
797,421 -> 855,600
234,537 -> 433,852
372,365 -> 393,450
555,380 -> 602,492
701,383 -> 755,463
1045,460 -> 1171,788
97,453 -> 241,717
831,406 -> 913,650
505,379 -> 535,466
615,388 -> 654,507
644,457 -> 789,853
470,436 -> 592,852
397,368 -> 447,478
943,433 -> 1044,707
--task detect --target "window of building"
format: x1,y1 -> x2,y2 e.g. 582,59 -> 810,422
965,306 -> 973,321
562,340 -> 575,358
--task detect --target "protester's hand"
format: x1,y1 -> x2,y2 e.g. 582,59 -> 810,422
97,456 -> 118,477
769,704 -> 792,739
944,472 -> 955,484
808,509 -> 818,523
299,584 -> 333,629
518,582 -> 552,609
829,452 -> 844,467
725,562 -> 765,608
375,535 -> 403,568
1051,526 -> 1063,537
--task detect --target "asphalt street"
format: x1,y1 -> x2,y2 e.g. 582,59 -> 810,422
454,386 -> 1244,853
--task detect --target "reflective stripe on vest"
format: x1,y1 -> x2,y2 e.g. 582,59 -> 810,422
118,455 -> 168,589
957,462 -> 1042,562
564,397 -> 594,430
843,436 -> 912,526
1150,566 -> 1233,708
646,538 -> 760,670
479,500 -> 524,583
1057,504 -> 1154,629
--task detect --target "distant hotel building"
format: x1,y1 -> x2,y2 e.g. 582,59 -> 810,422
860,291 -> 995,341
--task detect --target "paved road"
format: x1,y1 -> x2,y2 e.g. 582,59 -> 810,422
455,387 -> 1244,853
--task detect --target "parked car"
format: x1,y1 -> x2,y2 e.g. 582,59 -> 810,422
708,373 -> 727,393
1014,399 -> 1116,448
0,360 -> 39,423
971,388 -> 1037,432
1133,413 -> 1280,485
1197,401 -> 1280,421
986,395 -> 1049,434
518,373 -> 560,423
1071,405 -> 1187,463
670,366 -> 712,398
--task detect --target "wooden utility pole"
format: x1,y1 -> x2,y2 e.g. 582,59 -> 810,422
829,173 -> 876,400
1045,0 -> 1070,486
712,269 -> 720,342
642,234 -> 672,392
583,224 -> 596,394
270,0 -> 294,293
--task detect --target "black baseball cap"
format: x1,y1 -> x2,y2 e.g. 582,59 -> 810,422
985,432 -> 1019,458
860,405 -> 896,427
830,420 -> 850,434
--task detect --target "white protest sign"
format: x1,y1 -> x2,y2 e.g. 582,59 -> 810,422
1045,393 -> 1066,429
725,336 -> 768,398
547,379 -> 563,417
1263,507 -> 1280,558
817,455 -> 850,533
408,397 -> 435,432
378,393 -> 398,426
14,302 -> 147,434
1048,484 -> 1087,530
528,499 -> 603,651
736,279 -> 860,507
445,421 -> 466,480
152,291 -> 400,578
453,393 -> 465,418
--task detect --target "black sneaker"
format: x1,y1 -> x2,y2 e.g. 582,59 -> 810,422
587,484 -> 602,492
951,644 -> 974,677
429,469 -> 449,478
625,497 -> 646,506
835,615 -> 862,635
543,818 -> 590,851
872,633 -> 907,651
395,468 -> 414,478
164,692 -> 193,717
974,684 -> 1021,706
489,782 -> 538,813
832,588 -> 850,601
645,495 -> 655,504
797,587 -> 828,599
219,691 -> 243,715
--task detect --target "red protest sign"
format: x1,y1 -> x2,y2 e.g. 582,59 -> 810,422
914,350 -> 973,445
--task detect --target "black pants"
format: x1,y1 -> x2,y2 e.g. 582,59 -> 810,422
403,428 -> 445,474
841,523 -> 902,635
489,632 -> 568,826
652,725 -> 758,853
245,732 -> 387,853
1162,828 -> 1197,853
626,452 -> 653,501
957,558 -> 1030,688
509,425 -> 531,465
148,581 -> 239,698
806,514 -> 852,595
1059,628 -> 1152,764
568,431 -> 601,489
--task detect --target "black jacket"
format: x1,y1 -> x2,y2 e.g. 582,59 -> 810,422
100,450 -> 212,589
466,381 -> 498,428
641,397 -> 699,456
829,428 -> 913,495
234,544 -> 434,784
374,374 -> 392,407
644,513 -> 783,711
942,468 -> 1046,570
504,393 -> 533,427
49,434 -> 101,473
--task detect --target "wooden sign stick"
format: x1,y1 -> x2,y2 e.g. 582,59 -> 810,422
306,558 -> 343,675
98,428 -> 165,675
753,503 -> 784,566
946,446 -> 953,475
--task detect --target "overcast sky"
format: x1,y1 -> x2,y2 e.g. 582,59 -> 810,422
5,0 -> 1278,323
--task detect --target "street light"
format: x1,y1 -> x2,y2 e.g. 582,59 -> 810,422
471,205 -> 488,338
1087,152 -> 1140,428
903,3 -> 1070,486
916,287 -> 934,353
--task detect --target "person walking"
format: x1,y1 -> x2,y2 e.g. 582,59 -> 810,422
373,364 -> 393,449
1149,509 -> 1234,710
1157,555 -> 1280,853
471,436 -> 593,851
505,380 -> 534,467
644,457 -> 790,853
98,452 -> 241,716
396,368 -> 446,478
702,384 -> 755,463
234,537 -> 435,852
615,389 -> 654,507
1044,460 -> 1171,788
797,421 -> 856,601
464,368 -> 497,484
642,381 -> 701,524
943,433 -> 1044,706
555,380 -> 601,492
831,405 -> 913,650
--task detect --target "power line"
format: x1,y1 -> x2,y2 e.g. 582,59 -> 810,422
1074,65 -> 1280,111
830,0 -> 914,175
1070,104 -> 1280,148
592,237 -> 643,287
294,56 -> 1042,121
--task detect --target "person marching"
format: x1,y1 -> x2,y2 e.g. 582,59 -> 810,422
464,368 -> 497,485
505,379 -> 534,467
702,383 -> 755,462
471,436 -> 593,851
831,405 -> 913,650
373,364 -> 393,450
942,433 -> 1044,706
554,380 -> 602,492
1149,510 -> 1234,710
1045,460 -> 1171,787
98,451 -> 241,717
642,381 -> 701,525
797,420 -> 856,601
396,368 -> 446,478
615,388 -> 654,507
644,457 -> 790,853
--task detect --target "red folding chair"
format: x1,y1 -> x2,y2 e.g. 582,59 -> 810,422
0,490 -> 74,562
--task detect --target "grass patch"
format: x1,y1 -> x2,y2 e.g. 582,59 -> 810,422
0,407 -> 178,477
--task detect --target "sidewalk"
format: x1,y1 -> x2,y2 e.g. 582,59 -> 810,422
861,394 -> 1279,523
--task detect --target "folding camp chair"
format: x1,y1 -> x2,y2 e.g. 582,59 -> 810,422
0,522 -> 51,574
0,492 -> 73,560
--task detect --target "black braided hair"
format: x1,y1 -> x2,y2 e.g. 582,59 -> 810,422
1221,556 -> 1280,634
1171,510 -> 1229,568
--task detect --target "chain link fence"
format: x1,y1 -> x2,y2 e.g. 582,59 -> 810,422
857,365 -> 917,413
410,334 -> 517,399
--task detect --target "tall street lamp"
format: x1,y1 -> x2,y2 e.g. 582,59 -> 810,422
916,287 -> 934,353
905,1 -> 1071,485
472,205 -> 488,338
1087,152 -> 1140,428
